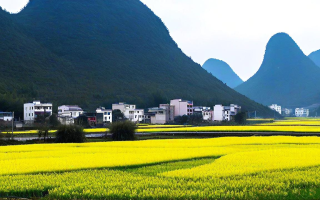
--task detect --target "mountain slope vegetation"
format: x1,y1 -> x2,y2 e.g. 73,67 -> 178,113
236,33 -> 320,107
0,8 -> 81,117
0,0 -> 276,117
202,59 -> 243,88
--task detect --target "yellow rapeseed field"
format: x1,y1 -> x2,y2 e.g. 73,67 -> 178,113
2,136 -> 320,199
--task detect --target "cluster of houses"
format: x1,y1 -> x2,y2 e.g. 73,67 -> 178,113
269,104 -> 310,117
21,99 -> 242,126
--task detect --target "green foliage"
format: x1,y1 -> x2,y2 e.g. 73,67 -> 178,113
55,125 -> 86,143
174,115 -> 189,125
74,116 -> 90,128
110,121 -> 137,141
112,109 -> 125,122
49,114 -> 60,128
235,112 -> 247,125
0,1 -> 277,118
188,114 -> 203,125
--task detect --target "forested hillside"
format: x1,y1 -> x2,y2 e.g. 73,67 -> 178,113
0,0 -> 277,118
0,8 -> 81,117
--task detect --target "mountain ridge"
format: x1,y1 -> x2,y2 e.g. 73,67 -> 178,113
0,0 -> 277,117
202,58 -> 243,88
309,50 -> 320,68
236,32 -> 320,107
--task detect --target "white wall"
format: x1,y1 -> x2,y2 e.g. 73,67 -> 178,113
213,105 -> 224,121
96,108 -> 112,123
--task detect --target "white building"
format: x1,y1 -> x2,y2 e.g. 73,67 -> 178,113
112,102 -> 144,123
269,104 -> 282,115
159,104 -> 175,122
282,108 -> 293,117
193,106 -> 212,121
170,99 -> 193,117
58,105 -> 84,118
0,112 -> 13,121
58,116 -> 74,125
146,107 -> 167,124
96,107 -> 112,123
213,104 -> 241,121
295,108 -> 309,117
24,101 -> 52,123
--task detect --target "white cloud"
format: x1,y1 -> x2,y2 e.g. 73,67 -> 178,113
0,0 -> 29,13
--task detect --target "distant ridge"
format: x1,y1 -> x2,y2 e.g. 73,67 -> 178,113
309,50 -> 320,67
202,59 -> 243,88
236,32 -> 320,107
0,0 -> 277,118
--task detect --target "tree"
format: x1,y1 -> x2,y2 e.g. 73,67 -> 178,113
174,115 -> 189,125
110,121 -> 137,141
112,109 -> 125,122
55,125 -> 86,143
75,115 -> 90,128
49,114 -> 60,128
234,112 -> 247,125
188,114 -> 203,125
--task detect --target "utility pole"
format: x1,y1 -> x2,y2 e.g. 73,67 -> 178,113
11,111 -> 14,140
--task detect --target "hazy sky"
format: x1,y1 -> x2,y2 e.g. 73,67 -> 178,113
2,0 -> 320,80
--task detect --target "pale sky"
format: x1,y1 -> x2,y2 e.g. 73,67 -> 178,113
2,0 -> 320,80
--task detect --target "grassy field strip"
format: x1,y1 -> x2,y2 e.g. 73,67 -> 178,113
137,126 -> 320,133
8,125 -> 320,135
285,117 -> 320,121
9,126 -> 191,135
258,121 -> 320,126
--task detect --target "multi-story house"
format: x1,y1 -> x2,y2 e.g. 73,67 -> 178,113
269,104 -> 282,115
295,108 -> 309,117
213,104 -> 241,121
193,106 -> 212,121
96,107 -> 112,123
0,112 -> 13,121
24,101 -> 52,124
159,104 -> 175,122
170,99 -> 193,117
112,102 -> 144,123
58,105 -> 84,118
145,107 -> 167,124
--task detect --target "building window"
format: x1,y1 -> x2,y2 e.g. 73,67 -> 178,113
108,112 -> 111,115
104,112 -> 107,115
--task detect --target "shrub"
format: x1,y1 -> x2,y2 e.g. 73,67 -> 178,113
235,112 -> 247,125
55,125 -> 86,143
110,121 -> 137,141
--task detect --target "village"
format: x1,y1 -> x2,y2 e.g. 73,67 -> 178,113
0,99 -> 242,128
269,104 -> 310,117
